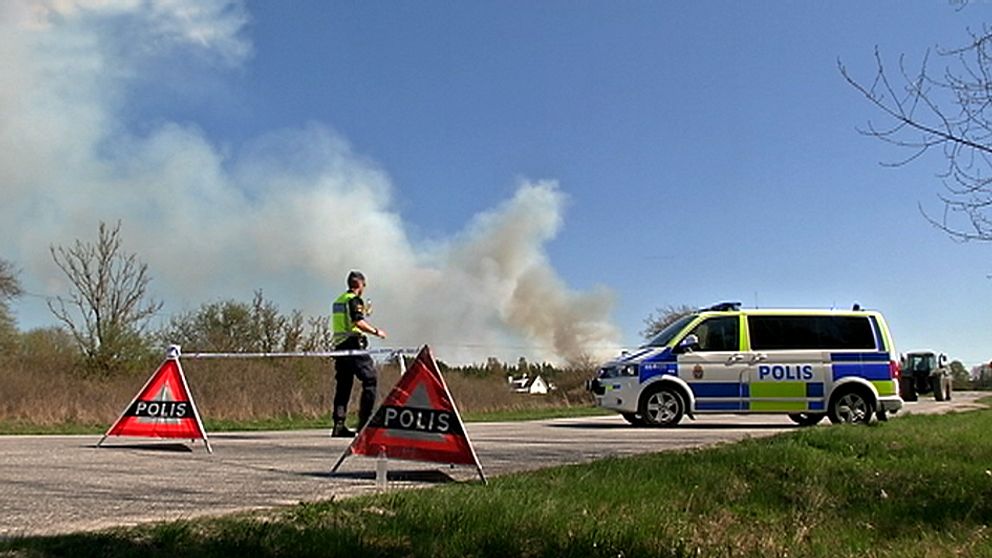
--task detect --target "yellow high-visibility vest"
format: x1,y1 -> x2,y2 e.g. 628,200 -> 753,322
331,291 -> 363,346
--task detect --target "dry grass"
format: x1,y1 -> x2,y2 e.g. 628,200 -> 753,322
0,348 -> 595,427
181,359 -> 333,422
0,355 -> 158,426
445,367 -> 594,415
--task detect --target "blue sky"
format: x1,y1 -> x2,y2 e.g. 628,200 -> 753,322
3,1 -> 990,366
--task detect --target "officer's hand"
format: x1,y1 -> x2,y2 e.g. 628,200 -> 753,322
376,328 -> 387,339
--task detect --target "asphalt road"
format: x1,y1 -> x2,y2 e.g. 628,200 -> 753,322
0,392 -> 985,537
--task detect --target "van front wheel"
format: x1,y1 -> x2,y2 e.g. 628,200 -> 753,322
639,386 -> 685,427
828,388 -> 875,425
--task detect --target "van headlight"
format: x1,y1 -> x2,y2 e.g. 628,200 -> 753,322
598,364 -> 639,379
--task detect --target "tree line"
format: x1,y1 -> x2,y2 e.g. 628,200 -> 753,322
3,223 -> 989,383
0,222 -> 587,377
0,222 -> 340,376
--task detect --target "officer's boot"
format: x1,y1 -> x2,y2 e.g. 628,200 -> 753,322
331,421 -> 355,438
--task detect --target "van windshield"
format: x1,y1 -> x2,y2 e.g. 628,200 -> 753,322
642,314 -> 697,348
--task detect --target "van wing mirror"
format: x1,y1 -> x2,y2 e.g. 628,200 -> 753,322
678,334 -> 699,353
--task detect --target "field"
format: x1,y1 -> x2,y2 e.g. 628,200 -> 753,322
0,348 -> 598,434
3,401 -> 991,557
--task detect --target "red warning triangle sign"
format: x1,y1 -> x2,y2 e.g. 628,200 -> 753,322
333,345 -> 485,481
99,354 -> 211,452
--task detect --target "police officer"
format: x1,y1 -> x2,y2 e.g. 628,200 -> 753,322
330,270 -> 387,437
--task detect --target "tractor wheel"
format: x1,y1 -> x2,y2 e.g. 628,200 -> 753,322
900,378 -> 918,402
931,377 -> 945,401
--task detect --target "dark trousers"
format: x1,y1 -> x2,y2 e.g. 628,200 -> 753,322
333,355 -> 378,428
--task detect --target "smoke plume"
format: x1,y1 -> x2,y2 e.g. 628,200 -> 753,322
0,1 -> 621,363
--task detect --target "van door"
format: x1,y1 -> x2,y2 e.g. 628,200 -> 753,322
743,315 -> 830,413
676,315 -> 749,412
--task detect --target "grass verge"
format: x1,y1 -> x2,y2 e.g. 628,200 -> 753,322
459,404 -> 611,423
4,407 -> 992,557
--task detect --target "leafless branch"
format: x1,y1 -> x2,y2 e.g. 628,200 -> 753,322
0,259 -> 22,301
841,26 -> 992,242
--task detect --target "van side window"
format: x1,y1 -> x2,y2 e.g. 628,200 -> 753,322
748,316 -> 876,350
687,316 -> 739,352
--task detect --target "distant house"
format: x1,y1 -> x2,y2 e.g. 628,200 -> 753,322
507,374 -> 553,395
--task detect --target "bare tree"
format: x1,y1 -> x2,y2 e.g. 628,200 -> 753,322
564,352 -> 599,373
250,290 -> 287,352
283,309 -> 305,352
160,299 -> 254,353
302,315 -> 333,352
0,259 -> 22,301
160,290 -> 309,353
641,304 -> 696,340
0,258 -> 23,352
840,26 -> 992,241
48,222 -> 162,373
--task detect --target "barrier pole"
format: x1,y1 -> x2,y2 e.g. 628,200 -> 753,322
180,348 -> 420,360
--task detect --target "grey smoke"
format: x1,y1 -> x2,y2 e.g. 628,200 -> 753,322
0,0 -> 621,364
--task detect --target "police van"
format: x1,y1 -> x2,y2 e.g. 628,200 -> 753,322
589,303 -> 903,426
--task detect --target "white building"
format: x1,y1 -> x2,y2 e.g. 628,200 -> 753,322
507,374 -> 552,395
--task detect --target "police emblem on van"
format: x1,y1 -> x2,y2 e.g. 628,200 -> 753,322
692,364 -> 704,379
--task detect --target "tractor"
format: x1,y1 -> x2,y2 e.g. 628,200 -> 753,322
899,351 -> 952,402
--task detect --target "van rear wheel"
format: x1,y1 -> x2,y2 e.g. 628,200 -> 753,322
828,388 -> 875,425
639,386 -> 685,427
788,412 -> 825,427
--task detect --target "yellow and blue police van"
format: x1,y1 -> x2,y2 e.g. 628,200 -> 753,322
588,303 -> 903,426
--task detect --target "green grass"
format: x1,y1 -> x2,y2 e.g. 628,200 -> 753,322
0,405 -> 610,436
459,404 -> 610,423
5,406 -> 992,557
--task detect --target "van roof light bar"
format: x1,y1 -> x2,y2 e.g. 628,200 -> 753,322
704,301 -> 742,312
